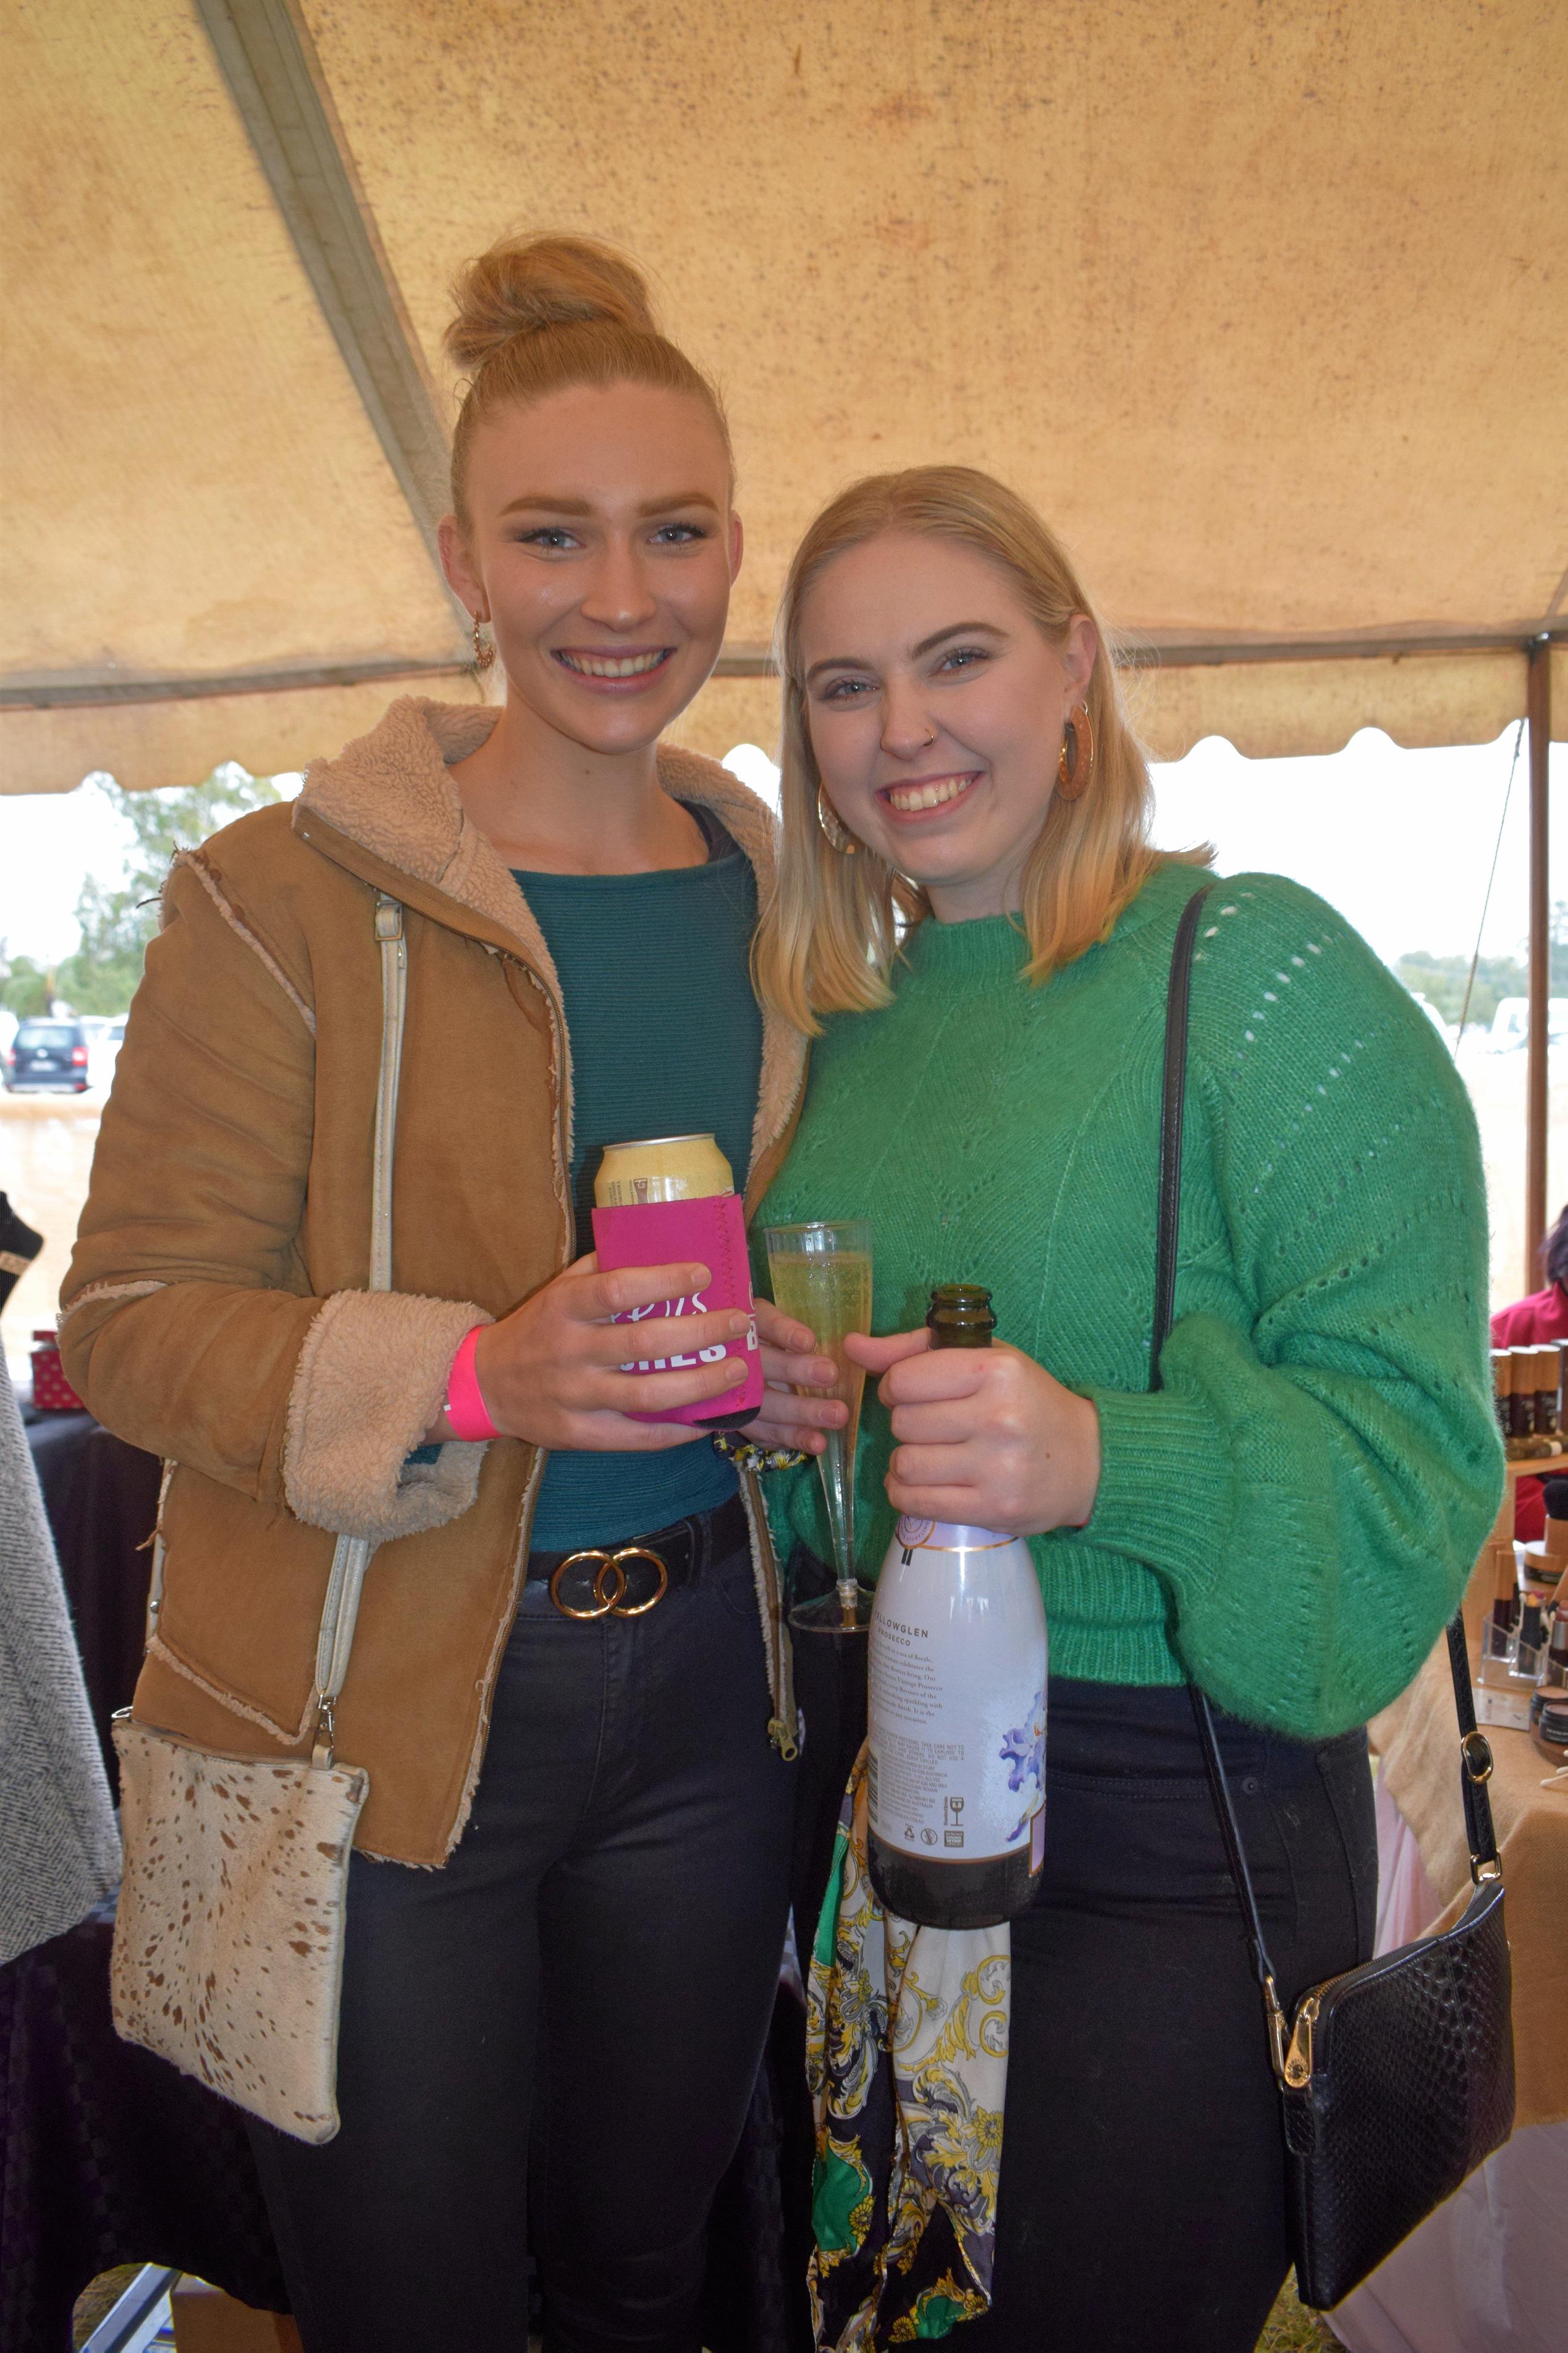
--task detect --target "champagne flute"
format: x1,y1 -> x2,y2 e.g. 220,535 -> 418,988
764,1220 -> 875,1635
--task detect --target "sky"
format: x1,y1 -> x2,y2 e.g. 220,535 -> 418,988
1,726 -> 1559,982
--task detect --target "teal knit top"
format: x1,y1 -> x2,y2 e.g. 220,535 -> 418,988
515,813 -> 761,1547
757,864 -> 1503,1739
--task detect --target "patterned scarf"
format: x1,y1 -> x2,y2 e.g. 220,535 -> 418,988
806,1748 -> 1010,2347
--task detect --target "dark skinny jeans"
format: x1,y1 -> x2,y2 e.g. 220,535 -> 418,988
248,1498 -> 797,2352
955,1677 -> 1377,2352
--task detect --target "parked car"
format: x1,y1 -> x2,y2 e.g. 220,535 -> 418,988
83,1013 -> 130,1089
1483,996 -> 1568,1052
3,1017 -> 91,1092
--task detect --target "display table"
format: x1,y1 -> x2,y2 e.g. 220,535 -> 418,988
1327,1607 -> 1567,2353
0,1914 -> 290,2352
22,1403 -> 160,1799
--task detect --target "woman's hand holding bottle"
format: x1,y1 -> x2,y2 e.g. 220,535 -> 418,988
844,1327 -> 1101,1532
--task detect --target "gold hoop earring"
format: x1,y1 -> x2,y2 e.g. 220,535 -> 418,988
471,612 -> 495,672
816,788 -> 859,855
1056,701 -> 1095,801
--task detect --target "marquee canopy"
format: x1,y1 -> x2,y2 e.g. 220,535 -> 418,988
4,0 -> 1565,792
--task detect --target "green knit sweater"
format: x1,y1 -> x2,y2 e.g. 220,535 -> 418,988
757,864 -> 1503,1738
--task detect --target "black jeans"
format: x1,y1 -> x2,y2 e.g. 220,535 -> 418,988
955,1678 -> 1377,2353
248,1497 -> 797,2353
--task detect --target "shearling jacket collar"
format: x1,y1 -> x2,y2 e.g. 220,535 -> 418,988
294,695 -> 803,1177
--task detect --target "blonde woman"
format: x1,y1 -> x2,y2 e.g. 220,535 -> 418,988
749,468 -> 1501,2349
61,236 -> 842,2351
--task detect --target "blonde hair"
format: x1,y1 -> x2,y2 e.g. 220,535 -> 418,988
445,233 -> 731,531
754,465 -> 1206,1035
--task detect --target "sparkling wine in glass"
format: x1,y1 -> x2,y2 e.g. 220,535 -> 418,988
764,1220 -> 874,1636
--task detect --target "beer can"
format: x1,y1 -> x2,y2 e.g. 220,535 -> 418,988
590,1134 -> 761,1429
594,1133 -> 733,1207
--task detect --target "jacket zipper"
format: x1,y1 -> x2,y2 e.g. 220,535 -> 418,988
505,948 -> 574,1571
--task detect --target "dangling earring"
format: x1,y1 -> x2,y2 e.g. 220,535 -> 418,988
1056,700 -> 1095,801
471,612 -> 495,672
816,787 -> 859,855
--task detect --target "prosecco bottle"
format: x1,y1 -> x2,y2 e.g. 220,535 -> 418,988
866,1285 -> 1049,1929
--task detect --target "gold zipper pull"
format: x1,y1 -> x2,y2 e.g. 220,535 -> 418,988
1283,1993 -> 1320,2089
1263,1975 -> 1291,2082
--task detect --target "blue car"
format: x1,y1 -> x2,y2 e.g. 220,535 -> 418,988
4,1018 -> 91,1092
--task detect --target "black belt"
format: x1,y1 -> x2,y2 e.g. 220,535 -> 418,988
526,1491 -> 749,1620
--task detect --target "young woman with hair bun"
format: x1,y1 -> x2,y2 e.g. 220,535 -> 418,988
62,233 -> 841,2349
750,467 -> 1502,2349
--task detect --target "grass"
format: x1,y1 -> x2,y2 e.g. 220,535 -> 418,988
72,2266 -> 143,2346
1257,2273 -> 1342,2351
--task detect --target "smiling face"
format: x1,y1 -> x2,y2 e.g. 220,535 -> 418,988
797,532 -> 1097,921
439,379 -> 741,758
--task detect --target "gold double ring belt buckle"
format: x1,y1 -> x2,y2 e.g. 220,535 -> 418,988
548,1545 -> 670,1621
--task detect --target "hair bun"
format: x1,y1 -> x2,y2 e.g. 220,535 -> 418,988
445,233 -> 659,373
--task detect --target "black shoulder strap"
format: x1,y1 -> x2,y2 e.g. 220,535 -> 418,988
1153,886 -> 1500,2003
1446,1615 -> 1503,1882
1150,884 -> 1212,1384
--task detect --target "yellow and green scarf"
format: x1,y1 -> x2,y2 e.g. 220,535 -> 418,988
806,1750 -> 1010,2348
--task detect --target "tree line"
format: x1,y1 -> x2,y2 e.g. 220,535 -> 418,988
0,768 -> 282,1018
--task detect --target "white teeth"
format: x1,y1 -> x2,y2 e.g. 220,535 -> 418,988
559,649 -> 668,678
886,775 -> 972,813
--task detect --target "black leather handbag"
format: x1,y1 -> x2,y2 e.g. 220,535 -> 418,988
1155,885 -> 1517,2311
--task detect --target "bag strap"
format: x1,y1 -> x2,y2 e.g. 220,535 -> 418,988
1444,1614 -> 1504,1884
309,891 -> 406,1767
143,892 -> 407,1764
1150,884 -> 1212,1369
1151,884 -> 1501,2082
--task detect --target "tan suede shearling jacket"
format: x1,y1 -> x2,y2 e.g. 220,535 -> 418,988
59,698 -> 807,1865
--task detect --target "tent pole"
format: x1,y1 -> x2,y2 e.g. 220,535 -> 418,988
194,0 -> 462,628
1525,636 -> 1553,1289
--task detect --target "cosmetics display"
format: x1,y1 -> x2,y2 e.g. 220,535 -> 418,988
1490,1345 -> 1568,1461
1533,1587 -> 1568,1741
1476,1506 -> 1568,1731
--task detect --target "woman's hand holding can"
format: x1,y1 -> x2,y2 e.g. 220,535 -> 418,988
428,1254 -> 756,1451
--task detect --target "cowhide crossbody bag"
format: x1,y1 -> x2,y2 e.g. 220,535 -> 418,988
111,890 -> 408,2144
1156,885 -> 1515,2309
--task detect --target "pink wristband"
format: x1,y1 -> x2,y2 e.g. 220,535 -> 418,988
445,1325 -> 499,1442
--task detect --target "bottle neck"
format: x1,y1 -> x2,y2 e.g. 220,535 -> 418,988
926,1285 -> 997,1348
897,1513 -> 1020,1552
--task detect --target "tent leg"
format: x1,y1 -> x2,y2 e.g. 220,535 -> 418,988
1525,635 -> 1554,1289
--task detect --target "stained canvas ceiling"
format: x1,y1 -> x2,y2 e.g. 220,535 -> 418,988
3,0 -> 1564,790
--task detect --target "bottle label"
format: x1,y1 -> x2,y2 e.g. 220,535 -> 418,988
869,1527 -> 1047,1864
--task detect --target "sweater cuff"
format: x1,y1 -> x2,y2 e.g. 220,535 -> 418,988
284,1291 -> 494,1542
1077,1383 -> 1233,1605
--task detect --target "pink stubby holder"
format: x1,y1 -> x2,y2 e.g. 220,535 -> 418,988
591,1192 -> 764,1427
